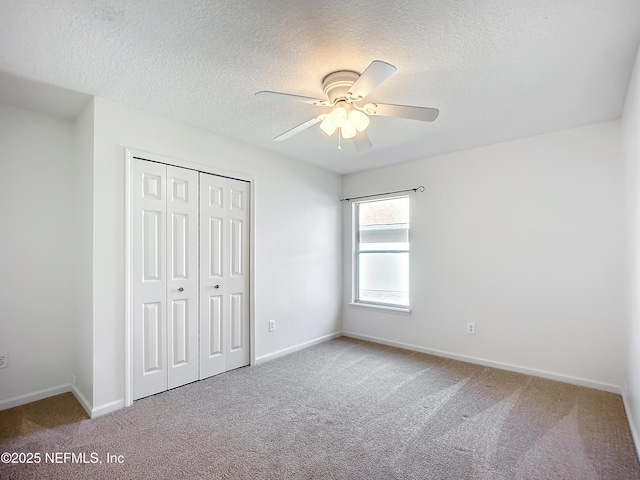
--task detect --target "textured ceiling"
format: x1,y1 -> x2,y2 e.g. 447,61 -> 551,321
1,0 -> 639,174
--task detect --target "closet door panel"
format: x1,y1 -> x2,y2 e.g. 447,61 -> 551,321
199,173 -> 228,379
207,295 -> 223,356
167,166 -> 199,389
226,179 -> 250,370
133,160 -> 168,400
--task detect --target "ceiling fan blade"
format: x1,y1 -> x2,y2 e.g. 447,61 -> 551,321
274,116 -> 325,141
365,102 -> 440,122
352,132 -> 372,152
255,90 -> 330,106
347,60 -> 397,101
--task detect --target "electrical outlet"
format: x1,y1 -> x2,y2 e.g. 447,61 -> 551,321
268,320 -> 276,332
466,323 -> 476,335
0,352 -> 8,368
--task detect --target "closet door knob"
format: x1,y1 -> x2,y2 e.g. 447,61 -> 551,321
214,285 -> 219,289
178,287 -> 184,292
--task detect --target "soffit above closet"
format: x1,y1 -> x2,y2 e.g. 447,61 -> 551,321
0,1 -> 639,174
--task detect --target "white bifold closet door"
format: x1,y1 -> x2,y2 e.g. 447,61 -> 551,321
199,173 -> 250,379
132,159 -> 250,401
132,160 -> 199,400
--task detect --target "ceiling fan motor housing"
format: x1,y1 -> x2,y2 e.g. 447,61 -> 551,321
322,70 -> 360,103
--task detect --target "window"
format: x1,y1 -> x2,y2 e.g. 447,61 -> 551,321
353,196 -> 410,309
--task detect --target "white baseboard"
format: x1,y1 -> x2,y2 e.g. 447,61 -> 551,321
91,398 -> 125,419
71,385 -> 93,418
0,381 -> 124,419
342,331 -> 621,394
621,382 -> 640,463
0,384 -> 72,411
255,332 -> 342,365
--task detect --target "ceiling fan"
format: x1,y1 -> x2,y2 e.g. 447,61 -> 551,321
255,60 -> 439,151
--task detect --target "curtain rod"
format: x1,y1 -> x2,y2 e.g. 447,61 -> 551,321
340,185 -> 425,202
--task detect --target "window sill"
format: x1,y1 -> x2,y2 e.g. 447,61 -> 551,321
349,302 -> 411,316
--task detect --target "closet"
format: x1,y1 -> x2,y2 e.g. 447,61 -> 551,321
131,158 -> 250,400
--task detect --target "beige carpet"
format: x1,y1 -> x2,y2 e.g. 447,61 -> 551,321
0,392 -> 89,442
1,337 -> 638,479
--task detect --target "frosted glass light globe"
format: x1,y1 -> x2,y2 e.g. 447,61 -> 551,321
348,110 -> 370,132
329,106 -> 348,127
341,121 -> 357,139
319,116 -> 337,136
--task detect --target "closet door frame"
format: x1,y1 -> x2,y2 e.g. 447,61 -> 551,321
124,148 -> 256,407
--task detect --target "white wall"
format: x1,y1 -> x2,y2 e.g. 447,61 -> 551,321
623,44 -> 640,446
0,104 -> 75,406
343,121 -> 625,389
72,99 -> 94,407
91,98 -> 342,410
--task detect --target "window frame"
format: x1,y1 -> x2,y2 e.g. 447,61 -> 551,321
351,194 -> 411,314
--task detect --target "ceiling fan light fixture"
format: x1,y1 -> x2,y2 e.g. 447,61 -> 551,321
348,109 -> 370,132
260,60 -> 439,149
